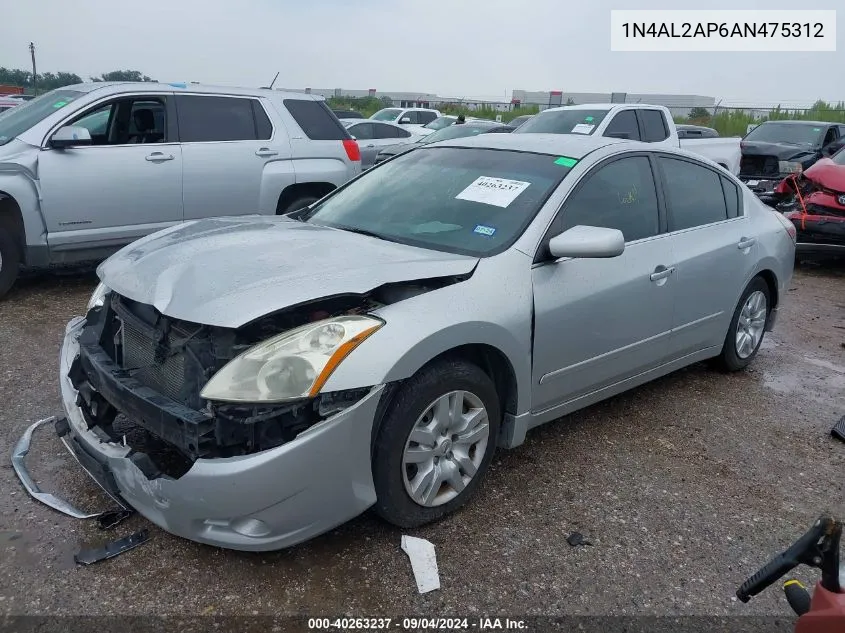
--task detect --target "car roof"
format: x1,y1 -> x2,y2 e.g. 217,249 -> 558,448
541,103 -> 665,113
343,119 -> 405,128
59,81 -> 324,100
428,132 -> 629,157
758,119 -> 839,126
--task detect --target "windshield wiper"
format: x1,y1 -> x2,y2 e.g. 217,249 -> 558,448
335,226 -> 389,240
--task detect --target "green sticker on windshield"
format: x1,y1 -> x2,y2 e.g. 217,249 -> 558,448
52,100 -> 68,108
554,156 -> 578,167
812,127 -> 821,132
585,116 -> 594,122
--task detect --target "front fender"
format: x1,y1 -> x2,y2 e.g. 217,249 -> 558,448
0,167 -> 45,251
319,251 -> 535,415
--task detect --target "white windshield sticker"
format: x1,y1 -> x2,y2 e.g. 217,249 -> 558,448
455,176 -> 531,208
571,123 -> 595,134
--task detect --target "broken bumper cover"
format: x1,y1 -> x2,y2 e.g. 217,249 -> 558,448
52,316 -> 383,551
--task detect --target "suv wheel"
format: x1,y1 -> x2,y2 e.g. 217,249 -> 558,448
0,227 -> 21,298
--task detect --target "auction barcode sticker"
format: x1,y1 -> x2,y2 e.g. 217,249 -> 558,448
610,10 -> 836,52
456,177 -> 531,208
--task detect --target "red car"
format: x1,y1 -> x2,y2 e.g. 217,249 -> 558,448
772,148 -> 845,255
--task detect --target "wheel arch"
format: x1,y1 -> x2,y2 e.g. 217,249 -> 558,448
276,182 -> 336,214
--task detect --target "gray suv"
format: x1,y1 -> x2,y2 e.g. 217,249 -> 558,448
0,82 -> 363,297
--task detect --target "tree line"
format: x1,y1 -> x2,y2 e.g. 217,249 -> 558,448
0,68 -> 155,92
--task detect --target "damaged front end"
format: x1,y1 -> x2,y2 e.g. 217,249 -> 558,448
15,274 -> 467,551
772,166 -> 845,254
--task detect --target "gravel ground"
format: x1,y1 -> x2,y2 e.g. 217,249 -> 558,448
0,260 -> 843,620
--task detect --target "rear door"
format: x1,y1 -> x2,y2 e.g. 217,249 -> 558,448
637,109 -> 673,145
531,153 -> 676,412
656,155 -> 756,358
347,122 -> 377,168
177,94 -> 287,219
371,122 -> 413,153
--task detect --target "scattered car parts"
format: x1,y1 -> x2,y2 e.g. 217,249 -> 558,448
401,536 -> 440,594
832,416 -> 845,443
74,529 -> 150,566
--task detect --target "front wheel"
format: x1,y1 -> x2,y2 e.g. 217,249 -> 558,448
714,277 -> 771,371
371,359 -> 500,528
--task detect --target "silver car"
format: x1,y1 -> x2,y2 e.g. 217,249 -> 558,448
0,82 -> 362,297
341,119 -> 415,168
15,134 -> 796,551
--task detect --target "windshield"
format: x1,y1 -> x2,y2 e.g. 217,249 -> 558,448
418,124 -> 498,145
744,122 -> 825,146
514,109 -> 609,135
0,89 -> 83,146
304,147 -> 571,257
371,108 -> 402,122
423,116 -> 455,130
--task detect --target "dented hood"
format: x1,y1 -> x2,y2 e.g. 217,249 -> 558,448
98,216 -> 478,328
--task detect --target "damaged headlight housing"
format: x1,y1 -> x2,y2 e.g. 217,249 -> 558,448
200,315 -> 383,403
779,160 -> 804,174
86,282 -> 110,311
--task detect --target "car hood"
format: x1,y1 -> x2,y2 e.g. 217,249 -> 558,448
741,141 -> 819,161
804,158 -> 845,191
98,216 -> 479,328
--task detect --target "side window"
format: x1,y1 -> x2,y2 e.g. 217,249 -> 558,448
394,126 -> 412,138
418,111 -> 438,124
283,99 -> 348,140
69,96 -> 168,145
638,110 -> 669,142
822,127 -> 837,146
721,176 -> 741,219
72,103 -> 115,143
370,123 -> 395,139
603,110 -> 640,140
401,111 -> 419,124
252,100 -> 272,140
559,156 -> 660,242
660,157 -> 728,231
350,123 -> 375,140
176,95 -> 256,142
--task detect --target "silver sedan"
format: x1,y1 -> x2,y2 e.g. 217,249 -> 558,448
16,133 -> 796,551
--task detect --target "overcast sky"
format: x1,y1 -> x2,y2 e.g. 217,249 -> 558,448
0,0 -> 841,106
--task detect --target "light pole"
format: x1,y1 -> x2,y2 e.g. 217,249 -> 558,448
29,42 -> 37,94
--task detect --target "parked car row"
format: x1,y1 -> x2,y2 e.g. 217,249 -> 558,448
374,119 -> 515,165
15,126 -> 796,553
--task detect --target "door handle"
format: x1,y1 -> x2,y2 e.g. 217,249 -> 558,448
737,237 -> 757,249
649,266 -> 676,282
255,148 -> 278,157
145,152 -> 174,162
365,144 -> 375,148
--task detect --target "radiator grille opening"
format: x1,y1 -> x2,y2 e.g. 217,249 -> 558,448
120,319 -> 187,402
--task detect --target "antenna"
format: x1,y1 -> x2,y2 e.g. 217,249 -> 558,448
268,71 -> 279,90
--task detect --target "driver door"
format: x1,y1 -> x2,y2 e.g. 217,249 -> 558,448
38,93 -> 183,254
531,154 -> 676,413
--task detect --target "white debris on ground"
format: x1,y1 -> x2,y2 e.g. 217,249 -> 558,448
401,535 -> 440,594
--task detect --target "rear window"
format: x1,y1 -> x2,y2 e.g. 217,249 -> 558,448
639,110 -> 669,142
514,109 -> 609,135
284,99 -> 348,140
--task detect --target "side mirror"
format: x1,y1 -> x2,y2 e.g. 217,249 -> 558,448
351,135 -> 357,141
548,225 -> 625,259
50,126 -> 92,149
399,117 -> 411,124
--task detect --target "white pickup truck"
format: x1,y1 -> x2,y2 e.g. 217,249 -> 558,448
514,103 -> 742,175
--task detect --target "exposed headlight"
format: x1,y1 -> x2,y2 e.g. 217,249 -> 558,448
87,282 -> 110,311
779,161 -> 803,173
200,315 -> 383,403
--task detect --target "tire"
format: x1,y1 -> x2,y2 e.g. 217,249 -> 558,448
279,195 -> 319,215
0,227 -> 21,299
371,358 -> 501,528
713,277 -> 771,372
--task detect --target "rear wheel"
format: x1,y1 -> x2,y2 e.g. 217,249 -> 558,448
279,195 -> 319,215
0,227 -> 21,299
714,277 -> 771,371
371,359 -> 500,528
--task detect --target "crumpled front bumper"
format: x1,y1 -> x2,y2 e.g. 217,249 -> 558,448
20,316 -> 384,551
